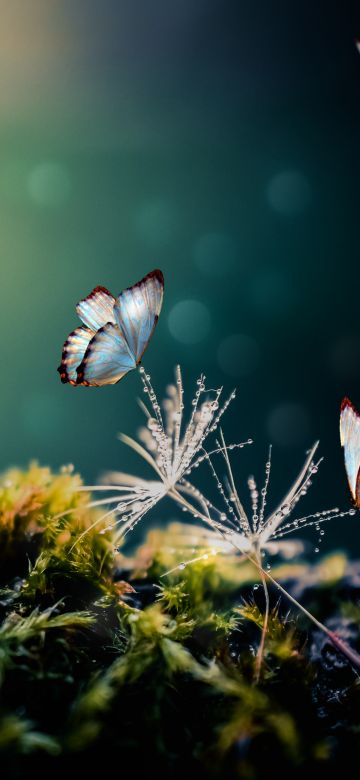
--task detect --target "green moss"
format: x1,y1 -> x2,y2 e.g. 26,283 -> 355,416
0,463 -> 360,776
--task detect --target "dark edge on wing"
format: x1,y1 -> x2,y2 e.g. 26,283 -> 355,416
76,322 -> 115,386
76,285 -> 115,310
117,268 -> 164,297
57,327 -> 85,385
341,397 -> 360,417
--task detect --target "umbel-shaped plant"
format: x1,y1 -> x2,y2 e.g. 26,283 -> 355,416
76,365 -> 360,677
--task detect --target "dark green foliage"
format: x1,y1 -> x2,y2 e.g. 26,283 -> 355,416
1,465 -> 360,777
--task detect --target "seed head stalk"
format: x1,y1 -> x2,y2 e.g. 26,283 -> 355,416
254,546 -> 270,683
168,487 -> 360,673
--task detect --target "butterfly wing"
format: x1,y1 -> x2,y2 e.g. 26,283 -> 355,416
76,323 -> 136,387
57,326 -> 95,384
76,286 -> 116,331
113,269 -> 164,363
340,397 -> 360,507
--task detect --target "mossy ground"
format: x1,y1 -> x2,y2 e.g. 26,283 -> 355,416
0,464 -> 359,778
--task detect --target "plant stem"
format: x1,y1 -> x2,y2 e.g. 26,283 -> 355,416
258,567 -> 360,670
169,488 -> 360,672
254,552 -> 270,683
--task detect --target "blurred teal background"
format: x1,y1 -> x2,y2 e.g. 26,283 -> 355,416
1,1 -> 360,550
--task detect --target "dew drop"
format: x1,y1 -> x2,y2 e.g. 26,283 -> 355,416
178,563 -> 186,570
314,547 -> 319,553
349,508 -> 356,516
253,584 -> 259,591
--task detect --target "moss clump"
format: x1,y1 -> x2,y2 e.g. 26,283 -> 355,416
0,464 -> 360,777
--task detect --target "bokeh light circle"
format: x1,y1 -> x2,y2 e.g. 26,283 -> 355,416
193,232 -> 237,275
28,162 -> 71,207
267,170 -> 311,215
168,299 -> 211,344
217,333 -> 260,377
267,402 -> 310,447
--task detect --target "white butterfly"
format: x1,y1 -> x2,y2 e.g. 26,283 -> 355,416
340,397 -> 360,507
58,269 -> 164,387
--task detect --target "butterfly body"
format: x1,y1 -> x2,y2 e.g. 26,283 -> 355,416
58,269 -> 164,387
340,397 -> 360,507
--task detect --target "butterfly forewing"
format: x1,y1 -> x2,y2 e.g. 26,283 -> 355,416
76,323 -> 136,387
57,326 -> 95,384
76,286 -> 116,331
113,269 -> 164,363
340,397 -> 360,507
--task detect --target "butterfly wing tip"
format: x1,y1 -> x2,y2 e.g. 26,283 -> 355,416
149,268 -> 164,284
341,397 -> 359,415
80,285 -> 113,301
90,285 -> 113,296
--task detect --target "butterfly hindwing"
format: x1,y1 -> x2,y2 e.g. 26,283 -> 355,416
57,326 -> 95,384
76,286 -> 116,331
340,397 -> 360,507
113,269 -> 164,363
76,323 -> 136,387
